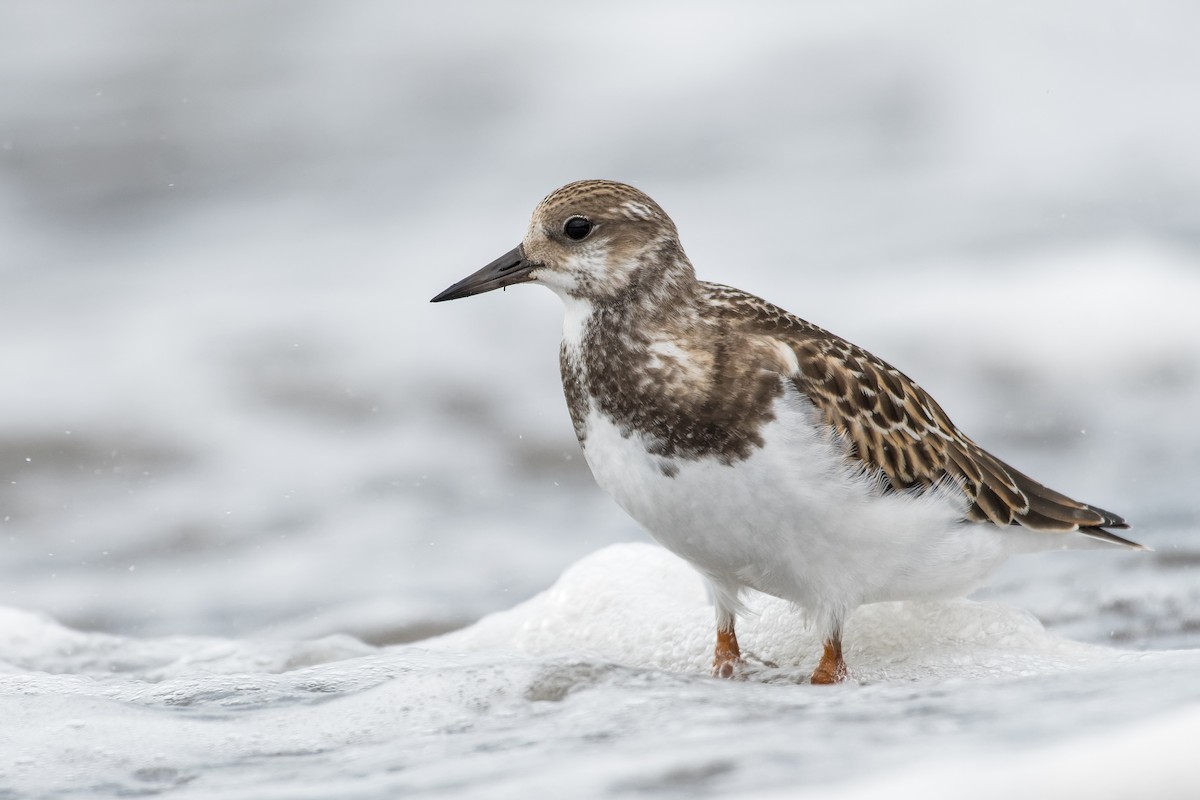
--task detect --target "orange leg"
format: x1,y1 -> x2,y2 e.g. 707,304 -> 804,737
711,624 -> 743,679
810,636 -> 848,685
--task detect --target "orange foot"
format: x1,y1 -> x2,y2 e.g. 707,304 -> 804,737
711,625 -> 744,679
810,639 -> 849,685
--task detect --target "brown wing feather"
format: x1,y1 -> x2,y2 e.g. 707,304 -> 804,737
703,282 -> 1138,547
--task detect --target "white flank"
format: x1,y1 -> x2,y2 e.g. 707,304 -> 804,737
577,382 -> 1067,634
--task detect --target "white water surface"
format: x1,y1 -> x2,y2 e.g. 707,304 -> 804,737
4,544 -> 1199,799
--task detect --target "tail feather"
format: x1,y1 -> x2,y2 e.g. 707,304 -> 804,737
1080,526 -> 1149,550
966,446 -> 1141,548
1010,468 -> 1128,528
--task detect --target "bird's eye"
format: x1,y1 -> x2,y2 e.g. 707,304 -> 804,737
563,216 -> 592,240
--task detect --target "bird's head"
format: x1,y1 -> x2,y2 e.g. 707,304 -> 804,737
431,180 -> 691,305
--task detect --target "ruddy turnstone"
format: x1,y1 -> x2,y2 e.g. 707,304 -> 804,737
431,179 -> 1138,684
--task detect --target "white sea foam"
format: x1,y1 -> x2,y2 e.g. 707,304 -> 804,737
3,544 -> 1198,798
431,543 -> 1122,681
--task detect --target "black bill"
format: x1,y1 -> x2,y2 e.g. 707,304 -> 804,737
430,245 -> 538,302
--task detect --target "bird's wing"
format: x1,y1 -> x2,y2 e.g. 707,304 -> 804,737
702,282 -> 1136,546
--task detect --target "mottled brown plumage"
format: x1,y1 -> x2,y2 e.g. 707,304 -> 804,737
553,266 -> 1132,544
558,288 -> 786,471
701,283 -> 1135,544
525,180 -> 1135,545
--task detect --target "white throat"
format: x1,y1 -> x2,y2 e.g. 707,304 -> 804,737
559,293 -> 595,357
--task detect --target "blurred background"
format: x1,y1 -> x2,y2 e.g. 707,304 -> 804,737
1,0 -> 1197,646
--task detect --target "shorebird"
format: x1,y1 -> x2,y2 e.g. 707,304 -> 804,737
431,180 -> 1137,684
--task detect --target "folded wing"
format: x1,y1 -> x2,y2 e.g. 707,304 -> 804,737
704,282 -> 1138,547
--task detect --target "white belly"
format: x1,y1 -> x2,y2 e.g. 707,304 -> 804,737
578,389 -> 1038,615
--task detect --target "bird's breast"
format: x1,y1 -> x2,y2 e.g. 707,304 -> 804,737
559,342 -> 785,468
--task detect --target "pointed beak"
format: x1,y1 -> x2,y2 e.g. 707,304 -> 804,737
430,244 -> 538,303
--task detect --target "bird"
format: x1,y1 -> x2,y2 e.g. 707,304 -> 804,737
430,179 -> 1139,684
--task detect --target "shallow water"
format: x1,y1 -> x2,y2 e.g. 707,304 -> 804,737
2,2 -> 1199,797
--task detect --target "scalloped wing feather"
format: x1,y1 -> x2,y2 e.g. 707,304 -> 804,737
702,282 -> 1139,548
